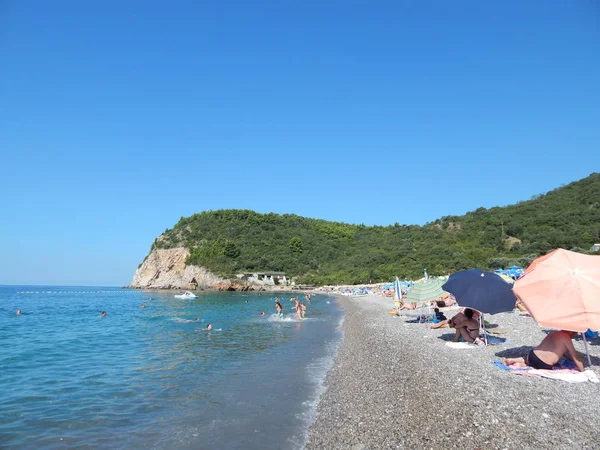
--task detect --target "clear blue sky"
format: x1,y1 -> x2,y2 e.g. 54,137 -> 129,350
1,1 -> 599,286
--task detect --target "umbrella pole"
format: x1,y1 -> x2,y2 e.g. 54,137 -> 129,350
581,333 -> 592,367
481,314 -> 487,346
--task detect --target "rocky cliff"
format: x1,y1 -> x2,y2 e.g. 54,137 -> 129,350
129,247 -> 226,290
129,247 -> 271,291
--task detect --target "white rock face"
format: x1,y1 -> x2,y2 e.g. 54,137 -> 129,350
129,247 -> 225,289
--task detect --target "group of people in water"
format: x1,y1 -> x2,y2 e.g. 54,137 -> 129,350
269,294 -> 311,319
95,300 -> 214,330
258,294 -> 312,319
16,293 -> 315,331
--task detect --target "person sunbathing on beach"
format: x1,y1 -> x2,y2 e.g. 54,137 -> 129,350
398,302 -> 416,311
451,308 -> 481,343
430,308 -> 480,329
503,330 -> 584,372
433,308 -> 447,322
432,295 -> 456,308
430,309 -> 483,344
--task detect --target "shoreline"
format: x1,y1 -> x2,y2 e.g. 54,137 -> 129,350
305,294 -> 600,449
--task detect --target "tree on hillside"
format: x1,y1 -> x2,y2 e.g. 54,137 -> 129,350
147,174 -> 600,285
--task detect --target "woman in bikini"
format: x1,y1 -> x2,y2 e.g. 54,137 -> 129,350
452,308 -> 481,343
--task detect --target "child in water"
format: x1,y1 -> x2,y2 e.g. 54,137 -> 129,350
275,300 -> 284,318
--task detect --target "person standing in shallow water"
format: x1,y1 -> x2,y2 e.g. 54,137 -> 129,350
295,301 -> 304,319
275,299 -> 283,318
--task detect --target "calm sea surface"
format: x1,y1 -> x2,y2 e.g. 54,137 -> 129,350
0,286 -> 344,449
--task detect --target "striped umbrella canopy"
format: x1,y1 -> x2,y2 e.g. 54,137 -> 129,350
496,273 -> 515,284
405,277 -> 446,303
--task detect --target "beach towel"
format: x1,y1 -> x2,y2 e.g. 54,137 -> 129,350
528,369 -> 599,383
493,360 -> 599,383
485,327 -> 510,335
493,360 -> 528,371
483,335 -> 507,345
405,315 -> 434,324
446,342 -> 478,349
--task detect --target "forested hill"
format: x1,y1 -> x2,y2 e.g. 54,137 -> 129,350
149,173 -> 600,285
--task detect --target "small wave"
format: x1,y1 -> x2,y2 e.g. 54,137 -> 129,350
266,314 -> 312,323
172,318 -> 204,323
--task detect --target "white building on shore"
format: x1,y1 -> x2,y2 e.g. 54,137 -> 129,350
236,272 -> 290,286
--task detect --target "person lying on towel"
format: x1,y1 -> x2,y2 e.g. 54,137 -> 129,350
503,330 -> 584,372
432,294 -> 457,308
398,302 -> 416,311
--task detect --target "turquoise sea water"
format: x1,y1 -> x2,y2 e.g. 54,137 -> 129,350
0,286 -> 343,449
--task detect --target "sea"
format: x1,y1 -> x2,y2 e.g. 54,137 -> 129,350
0,286 -> 344,449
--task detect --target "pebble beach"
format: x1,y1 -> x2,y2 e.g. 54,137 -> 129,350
306,294 -> 600,449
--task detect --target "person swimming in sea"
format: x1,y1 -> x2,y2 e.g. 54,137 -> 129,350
202,324 -> 213,331
100,311 -> 107,318
140,303 -> 146,308
16,309 -> 22,316
260,312 -> 265,316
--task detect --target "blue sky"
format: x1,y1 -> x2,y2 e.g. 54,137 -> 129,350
1,1 -> 599,286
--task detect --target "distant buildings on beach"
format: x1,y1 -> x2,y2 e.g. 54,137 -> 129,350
236,272 -> 292,286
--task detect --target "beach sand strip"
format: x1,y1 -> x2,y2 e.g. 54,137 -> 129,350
305,294 -> 600,449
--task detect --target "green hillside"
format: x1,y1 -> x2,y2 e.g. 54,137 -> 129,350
149,173 -> 600,285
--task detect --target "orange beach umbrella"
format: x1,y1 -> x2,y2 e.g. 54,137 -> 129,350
513,249 -> 600,332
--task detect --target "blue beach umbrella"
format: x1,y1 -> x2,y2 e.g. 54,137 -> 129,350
442,269 -> 517,315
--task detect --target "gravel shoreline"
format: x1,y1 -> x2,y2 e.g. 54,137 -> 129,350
305,294 -> 600,449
